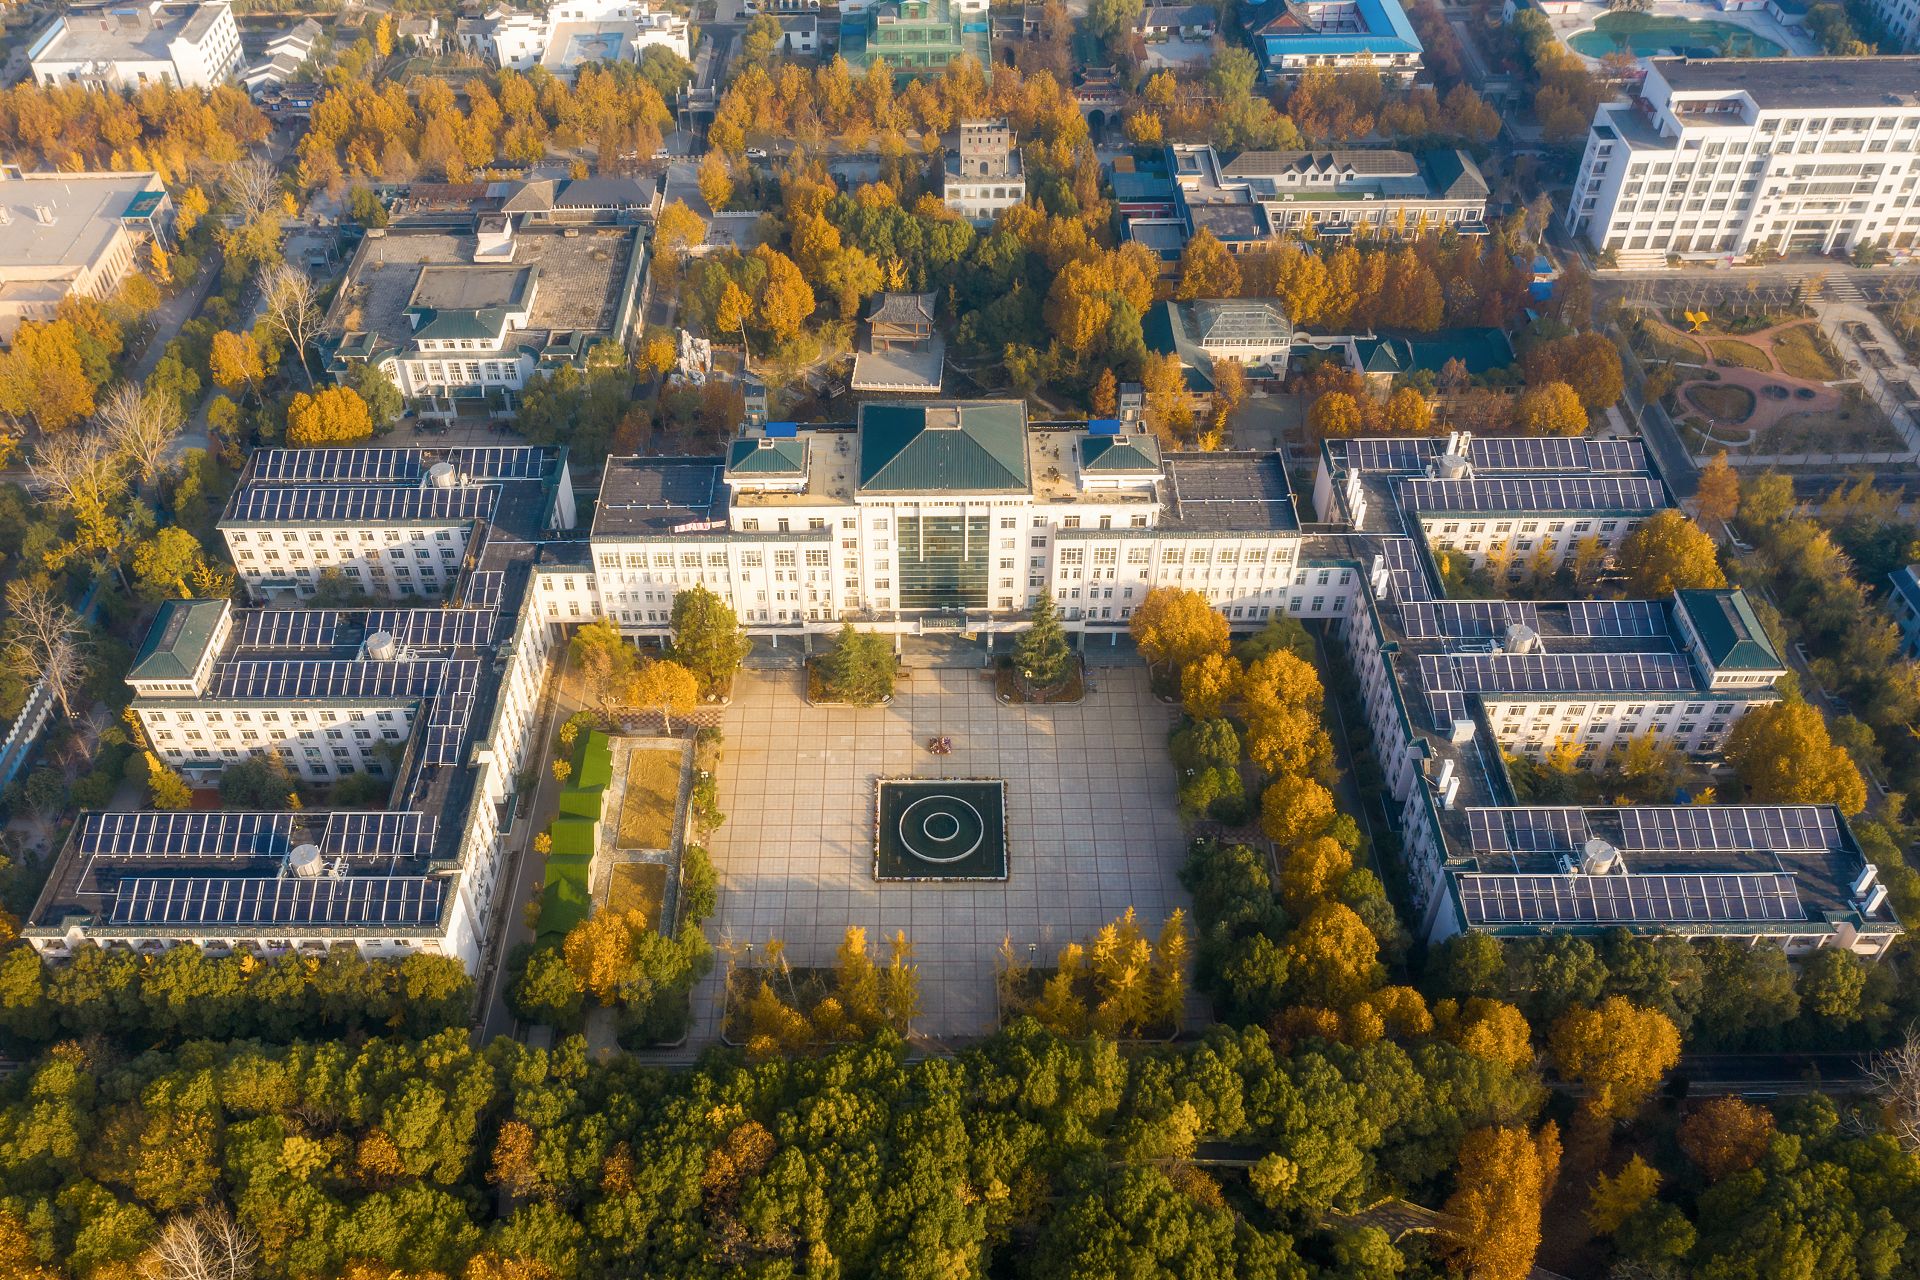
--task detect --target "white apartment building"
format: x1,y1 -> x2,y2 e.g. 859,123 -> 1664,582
1567,56 -> 1920,264
1862,0 -> 1920,52
29,0 -> 241,89
0,170 -> 171,342
461,0 -> 689,77
941,120 -> 1025,225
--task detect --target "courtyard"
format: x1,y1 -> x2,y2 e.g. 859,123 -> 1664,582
696,664 -> 1187,1041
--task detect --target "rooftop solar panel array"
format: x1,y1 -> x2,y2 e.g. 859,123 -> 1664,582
228,485 -> 497,525
253,449 -> 423,483
1419,650 -> 1696,695
1400,599 -> 1540,640
1380,538 -> 1433,603
1398,477 -> 1663,515
464,572 -> 505,608
1465,807 -> 1592,855
208,659 -> 445,700
1343,439 -> 1432,473
1457,871 -> 1803,926
1467,437 -> 1648,474
364,608 -> 497,651
421,660 -> 481,765
237,610 -> 352,652
109,875 -> 445,927
321,811 -> 438,859
1613,806 -> 1840,853
1428,687 -> 1469,731
78,812 -> 295,858
1565,600 -> 1667,638
445,446 -> 553,479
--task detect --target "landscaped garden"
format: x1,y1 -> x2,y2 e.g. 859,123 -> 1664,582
607,861 -> 667,922
1706,338 -> 1770,371
1771,323 -> 1841,381
616,745 -> 685,849
1686,383 -> 1756,425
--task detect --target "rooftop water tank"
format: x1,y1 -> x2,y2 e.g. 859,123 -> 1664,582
287,844 -> 324,878
424,461 -> 457,489
1580,838 -> 1621,876
364,630 -> 397,662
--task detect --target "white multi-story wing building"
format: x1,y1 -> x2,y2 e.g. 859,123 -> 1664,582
21,418 -> 1902,970
1567,56 -> 1920,264
457,0 -> 689,78
29,1 -> 242,88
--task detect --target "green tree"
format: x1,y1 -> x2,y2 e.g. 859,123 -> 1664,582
144,752 -> 193,809
1617,508 -> 1727,596
1014,590 -> 1074,690
1129,587 -> 1229,673
348,361 -> 404,432
570,617 -> 640,710
668,584 -> 751,697
1725,696 -> 1867,815
816,622 -> 894,705
631,658 -> 699,733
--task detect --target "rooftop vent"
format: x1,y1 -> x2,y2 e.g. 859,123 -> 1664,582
31,205 -> 54,226
925,406 -> 964,430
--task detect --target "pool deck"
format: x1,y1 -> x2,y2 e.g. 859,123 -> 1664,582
1551,0 -> 1819,65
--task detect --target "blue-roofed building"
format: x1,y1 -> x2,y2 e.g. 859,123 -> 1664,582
1244,0 -> 1424,81
1888,565 -> 1920,658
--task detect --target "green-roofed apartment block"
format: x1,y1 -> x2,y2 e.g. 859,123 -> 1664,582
857,401 -> 1029,493
127,600 -> 233,698
1674,588 -> 1786,687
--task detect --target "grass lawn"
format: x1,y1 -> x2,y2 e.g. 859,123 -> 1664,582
1758,404 -> 1907,454
1772,325 -> 1840,381
607,862 -> 668,928
1708,338 -> 1771,371
1686,383 -> 1756,423
617,747 -> 684,850
1633,319 -> 1707,366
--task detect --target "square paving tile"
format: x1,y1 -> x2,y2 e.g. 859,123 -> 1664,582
693,664 -> 1188,1040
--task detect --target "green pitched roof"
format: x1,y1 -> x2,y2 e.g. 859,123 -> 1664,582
1677,588 -> 1782,672
857,402 -> 1029,493
130,600 -> 228,683
1080,433 -> 1162,473
557,788 -> 605,820
574,732 -> 615,791
727,436 -> 810,477
548,816 -> 599,859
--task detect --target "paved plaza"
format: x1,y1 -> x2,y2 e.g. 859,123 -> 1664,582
695,664 -> 1187,1041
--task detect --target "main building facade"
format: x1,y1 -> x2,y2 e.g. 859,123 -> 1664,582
22,414 -> 1900,971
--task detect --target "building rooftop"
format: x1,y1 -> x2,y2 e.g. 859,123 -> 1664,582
1652,56 -> 1920,108
31,2 -> 224,65
1247,0 -> 1423,55
591,457 -> 731,538
726,436 -> 809,477
129,600 -> 228,683
1161,452 -> 1299,533
321,226 -> 636,369
857,401 -> 1030,493
1676,587 -> 1782,671
0,171 -> 166,278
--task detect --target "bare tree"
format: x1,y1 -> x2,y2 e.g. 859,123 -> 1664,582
259,264 -> 320,388
139,1205 -> 259,1280
224,154 -> 281,228
95,383 -> 184,488
1866,1025 -> 1920,1153
1,579 -> 90,723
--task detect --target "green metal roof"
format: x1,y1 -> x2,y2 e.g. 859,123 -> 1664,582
1355,327 -> 1515,377
1080,433 -> 1162,473
1677,588 -> 1782,672
857,401 -> 1029,492
129,600 -> 228,683
727,436 -> 810,477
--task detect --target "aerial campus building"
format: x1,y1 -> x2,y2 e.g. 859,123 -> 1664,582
22,417 -> 1901,967
0,169 -> 172,342
1567,57 -> 1920,265
28,0 -> 242,89
454,0 -> 690,78
1241,0 -> 1424,82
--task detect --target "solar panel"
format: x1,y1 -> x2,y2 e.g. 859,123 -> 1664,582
1346,439 -> 1431,473
228,485 -> 496,525
78,812 -> 295,858
1421,651 -> 1696,695
1401,599 -> 1540,640
1564,600 -> 1666,638
1398,477 -> 1663,515
1428,688 -> 1469,731
1464,807 -> 1591,855
252,449 -> 424,484
321,811 -> 437,859
364,608 -> 496,651
1612,806 -> 1840,853
237,610 -> 353,651
1456,871 -> 1802,926
1380,538 -> 1433,603
463,572 -> 505,609
208,659 -> 445,700
1465,438 -> 1649,474
445,446 -> 552,479
421,660 -> 481,765
109,875 -> 445,927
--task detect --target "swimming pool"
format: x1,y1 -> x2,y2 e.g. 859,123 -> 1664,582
1567,12 -> 1786,58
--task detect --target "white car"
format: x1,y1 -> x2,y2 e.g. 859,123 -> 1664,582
746,147 -> 769,160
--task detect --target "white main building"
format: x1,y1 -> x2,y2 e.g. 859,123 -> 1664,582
22,416 -> 1901,970
1567,56 -> 1920,264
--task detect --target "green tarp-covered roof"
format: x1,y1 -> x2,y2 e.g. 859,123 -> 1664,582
574,732 -> 614,791
857,401 -> 1029,493
549,815 -> 599,859
557,788 -> 604,820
